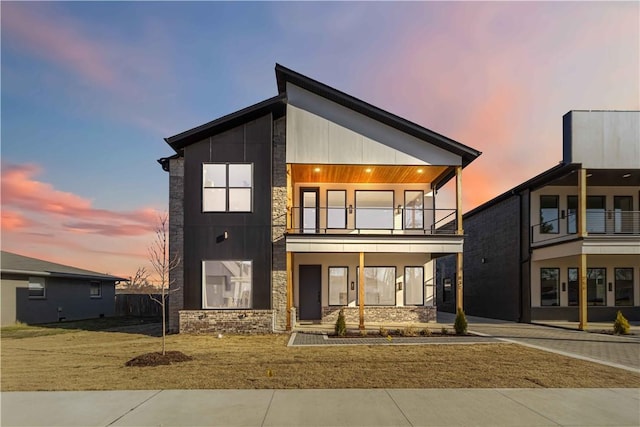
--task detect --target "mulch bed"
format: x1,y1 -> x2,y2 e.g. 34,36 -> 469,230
125,351 -> 193,367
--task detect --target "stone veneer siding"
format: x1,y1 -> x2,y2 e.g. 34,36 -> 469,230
271,117 -> 288,332
168,157 -> 185,333
179,310 -> 273,334
322,306 -> 436,324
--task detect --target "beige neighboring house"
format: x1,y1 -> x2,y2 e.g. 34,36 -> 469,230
1,251 -> 123,326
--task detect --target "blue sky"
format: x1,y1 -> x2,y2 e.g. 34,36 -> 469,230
2,1 -> 638,277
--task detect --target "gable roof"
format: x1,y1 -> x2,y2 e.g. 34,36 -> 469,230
464,163 -> 581,219
163,64 -> 481,167
0,251 -> 125,282
274,63 -> 481,167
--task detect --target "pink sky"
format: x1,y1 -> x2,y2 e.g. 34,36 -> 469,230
1,2 -> 638,278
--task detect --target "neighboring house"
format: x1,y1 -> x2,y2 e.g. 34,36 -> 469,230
158,64 -> 481,334
1,251 -> 122,326
437,111 -> 639,326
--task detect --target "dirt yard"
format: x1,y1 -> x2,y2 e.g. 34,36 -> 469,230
2,320 -> 639,391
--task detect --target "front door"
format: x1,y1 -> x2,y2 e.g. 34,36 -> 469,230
299,265 -> 322,320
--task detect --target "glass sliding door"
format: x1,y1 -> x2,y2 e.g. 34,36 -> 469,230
540,268 -> 559,306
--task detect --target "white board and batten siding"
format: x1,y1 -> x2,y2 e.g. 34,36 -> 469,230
286,83 -> 462,167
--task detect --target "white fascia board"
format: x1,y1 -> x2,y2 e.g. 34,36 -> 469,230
286,235 -> 463,253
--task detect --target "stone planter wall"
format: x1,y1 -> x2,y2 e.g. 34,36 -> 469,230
321,306 -> 436,324
179,310 -> 273,334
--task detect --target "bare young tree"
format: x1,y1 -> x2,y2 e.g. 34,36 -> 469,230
148,212 -> 180,355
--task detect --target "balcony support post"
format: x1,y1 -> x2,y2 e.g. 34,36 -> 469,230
359,251 -> 365,330
286,251 -> 293,331
455,166 -> 464,314
286,164 -> 292,231
578,168 -> 588,330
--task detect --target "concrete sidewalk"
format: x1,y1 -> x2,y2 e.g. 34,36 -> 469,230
2,388 -> 639,426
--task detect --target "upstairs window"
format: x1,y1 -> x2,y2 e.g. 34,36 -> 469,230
203,163 -> 252,212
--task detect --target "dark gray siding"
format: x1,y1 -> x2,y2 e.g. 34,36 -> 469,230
462,194 -> 522,321
435,254 -> 457,313
9,274 -> 116,324
182,114 -> 272,310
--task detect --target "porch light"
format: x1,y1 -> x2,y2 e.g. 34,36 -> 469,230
365,168 -> 372,173
417,169 -> 423,173
623,173 -> 631,178
348,204 -> 353,214
397,204 -> 402,214
314,167 -> 321,172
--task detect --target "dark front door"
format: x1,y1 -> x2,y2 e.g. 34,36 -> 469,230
299,265 -> 322,320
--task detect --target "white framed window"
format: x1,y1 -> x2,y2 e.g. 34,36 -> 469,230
202,163 -> 252,212
90,281 -> 102,298
328,266 -> 348,306
202,260 -> 252,308
356,266 -> 396,305
28,277 -> 46,299
540,195 -> 559,234
404,267 -> 424,305
355,191 -> 394,229
327,190 -> 346,229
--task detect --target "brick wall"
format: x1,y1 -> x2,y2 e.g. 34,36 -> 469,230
168,157 -> 185,333
322,306 -> 436,324
271,117 -> 288,332
179,310 -> 273,334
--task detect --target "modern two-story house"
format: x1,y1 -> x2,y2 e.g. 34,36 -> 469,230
159,64 -> 481,333
437,111 -> 639,327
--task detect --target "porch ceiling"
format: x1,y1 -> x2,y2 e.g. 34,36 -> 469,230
290,164 -> 449,184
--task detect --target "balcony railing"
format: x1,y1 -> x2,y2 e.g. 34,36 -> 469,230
288,206 -> 459,235
531,211 -> 640,244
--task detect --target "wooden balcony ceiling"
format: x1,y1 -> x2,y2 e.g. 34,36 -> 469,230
290,164 -> 449,183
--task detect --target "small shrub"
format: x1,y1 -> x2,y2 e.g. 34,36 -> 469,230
441,327 -> 448,335
359,329 -> 367,337
379,326 -> 388,337
335,309 -> 347,337
613,310 -> 630,335
420,327 -> 432,337
401,325 -> 418,337
454,309 -> 468,335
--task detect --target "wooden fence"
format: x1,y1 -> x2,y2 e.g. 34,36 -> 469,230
115,294 -> 168,317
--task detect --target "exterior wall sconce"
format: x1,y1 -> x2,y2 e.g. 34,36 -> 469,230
350,281 -> 355,291
348,205 -> 353,214
608,282 -> 613,292
481,258 -> 487,264
397,204 -> 402,214
562,282 -> 566,292
397,282 -> 403,291
216,230 -> 229,243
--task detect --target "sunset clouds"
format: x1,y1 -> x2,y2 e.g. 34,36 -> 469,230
1,2 -> 637,275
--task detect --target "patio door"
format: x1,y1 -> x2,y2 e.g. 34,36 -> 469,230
299,265 -> 322,320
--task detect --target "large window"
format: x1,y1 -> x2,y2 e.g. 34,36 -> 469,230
327,190 -> 346,229
586,196 -> 605,233
203,163 -> 252,212
328,267 -> 348,306
202,260 -> 252,308
357,267 -> 396,305
587,268 -> 606,306
567,196 -> 577,234
404,191 -> 424,229
615,268 -> 634,306
540,195 -> 559,234
28,277 -> 45,298
90,281 -> 102,298
404,267 -> 424,305
355,191 -> 394,229
568,268 -> 579,306
540,268 -> 559,306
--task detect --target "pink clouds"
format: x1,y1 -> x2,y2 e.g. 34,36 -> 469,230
1,162 -> 159,276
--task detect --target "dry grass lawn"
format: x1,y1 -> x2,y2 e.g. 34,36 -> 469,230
2,322 -> 639,391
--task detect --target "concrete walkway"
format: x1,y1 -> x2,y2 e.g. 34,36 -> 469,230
2,388 -> 639,426
435,312 -> 640,373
